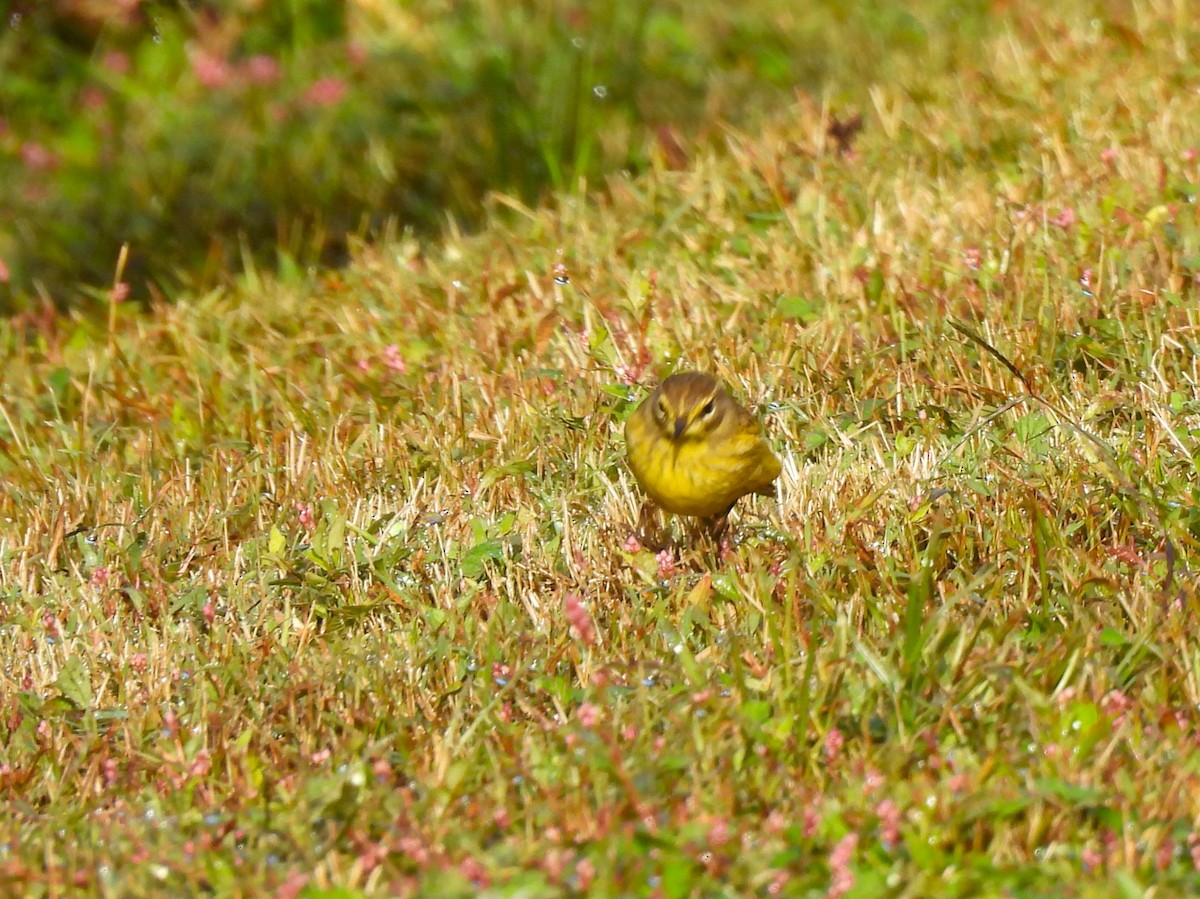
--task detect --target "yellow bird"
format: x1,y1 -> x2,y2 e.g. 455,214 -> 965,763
624,371 -> 781,545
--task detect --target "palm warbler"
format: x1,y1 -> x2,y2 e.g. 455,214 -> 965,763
624,371 -> 781,545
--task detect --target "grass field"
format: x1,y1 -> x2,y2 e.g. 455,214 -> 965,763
3,0 -> 1200,895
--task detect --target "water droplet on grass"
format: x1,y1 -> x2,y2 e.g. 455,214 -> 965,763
592,84 -> 608,99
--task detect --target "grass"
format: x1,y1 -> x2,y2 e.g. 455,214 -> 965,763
3,0 -> 1200,895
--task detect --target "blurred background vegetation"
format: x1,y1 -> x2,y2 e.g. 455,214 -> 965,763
0,0 -> 991,311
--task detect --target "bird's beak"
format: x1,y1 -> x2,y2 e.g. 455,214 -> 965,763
673,418 -> 686,439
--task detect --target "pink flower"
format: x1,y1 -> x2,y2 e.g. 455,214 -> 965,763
382,343 -> 408,373
963,247 -> 982,270
875,799 -> 901,847
565,593 -> 596,646
827,833 -> 858,898
295,502 -> 315,531
243,54 -> 281,85
305,77 -> 348,107
103,51 -> 131,75
0,258 -> 8,283
1082,844 -> 1103,871
823,727 -> 844,761
577,702 -> 601,728
90,566 -> 110,588
189,750 -> 211,779
1100,147 -> 1118,166
130,653 -> 148,672
803,807 -> 821,838
459,856 -> 489,888
80,86 -> 107,111
20,142 -> 59,172
1051,207 -> 1077,229
1188,833 -> 1200,870
655,550 -> 677,578
347,41 -> 369,67
575,858 -> 595,891
1183,148 -> 1198,163
707,818 -> 732,847
1157,837 -> 1174,871
191,50 -> 232,89
110,282 -> 130,304
622,535 -> 642,553
863,768 -> 884,794
1100,689 -> 1133,721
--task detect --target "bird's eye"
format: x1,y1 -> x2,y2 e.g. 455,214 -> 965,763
655,398 -> 668,419
700,399 -> 715,417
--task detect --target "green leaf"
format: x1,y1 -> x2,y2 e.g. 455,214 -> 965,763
660,854 -> 696,899
268,526 -> 286,554
1033,777 -> 1105,805
54,656 -> 93,710
461,540 -> 504,578
479,459 -> 536,491
776,295 -> 821,323
741,699 -> 773,725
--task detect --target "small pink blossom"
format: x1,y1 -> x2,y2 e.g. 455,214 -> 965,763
708,818 -> 732,847
202,595 -> 216,625
621,725 -> 637,741
622,535 -> 642,553
103,758 -> 120,786
823,727 -> 844,761
20,142 -> 59,172
1157,837 -> 1175,871
492,808 -> 509,829
767,871 -> 790,895
90,566 -> 110,588
110,282 -> 130,304
875,799 -> 901,847
130,653 -> 148,672
1082,844 -> 1103,871
804,807 -> 821,838
863,768 -> 884,794
382,343 -> 408,373
1051,207 -> 1077,229
565,593 -> 596,646
1183,147 -> 1198,163
947,773 -> 969,793
191,50 -> 232,89
372,756 -> 392,782
295,502 -> 315,531
655,550 -> 677,578
1187,833 -> 1200,870
1100,689 -> 1133,721
575,858 -> 595,891
305,77 -> 348,107
81,86 -> 107,111
310,748 -> 331,765
356,357 -> 372,372
243,54 -> 281,85
459,856 -> 489,888
691,688 -> 712,704
963,247 -> 982,270
189,750 -> 211,779
1100,147 -> 1118,166
0,258 -> 8,283
577,702 -> 601,728
346,41 -> 369,67
103,51 -> 131,75
827,833 -> 858,898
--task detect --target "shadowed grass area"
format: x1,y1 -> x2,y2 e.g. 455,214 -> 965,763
2,0 -> 1200,895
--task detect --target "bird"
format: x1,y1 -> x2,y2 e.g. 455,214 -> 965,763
624,371 -> 781,547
